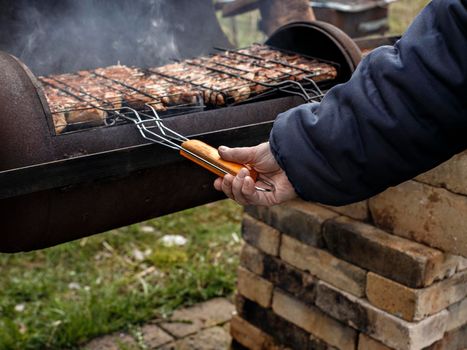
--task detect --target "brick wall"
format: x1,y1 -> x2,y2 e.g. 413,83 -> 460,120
231,152 -> 467,350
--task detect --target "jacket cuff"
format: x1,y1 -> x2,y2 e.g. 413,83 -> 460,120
269,110 -> 311,202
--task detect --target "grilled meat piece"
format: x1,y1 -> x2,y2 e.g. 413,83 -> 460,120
40,45 -> 337,133
39,76 -> 107,131
52,113 -> 67,134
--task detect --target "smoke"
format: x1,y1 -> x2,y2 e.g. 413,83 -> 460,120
4,0 -> 184,75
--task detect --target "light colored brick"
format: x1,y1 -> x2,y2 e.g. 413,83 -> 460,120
272,289 -> 358,350
324,200 -> 369,221
424,254 -> 459,285
424,323 -> 467,350
365,273 -> 417,322
242,214 -> 281,256
314,281 -> 448,350
358,334 -> 394,350
280,234 -> 366,297
369,181 -> 467,257
323,216 -> 457,288
446,297 -> 467,332
433,253 -> 467,283
457,255 -> 467,271
239,243 -> 265,276
365,305 -> 448,350
366,271 -> 467,321
416,151 -> 467,196
230,315 -> 282,350
237,267 -> 273,308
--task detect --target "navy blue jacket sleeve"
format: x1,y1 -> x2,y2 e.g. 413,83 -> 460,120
269,0 -> 467,206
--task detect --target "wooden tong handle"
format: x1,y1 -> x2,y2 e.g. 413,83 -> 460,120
180,139 -> 258,181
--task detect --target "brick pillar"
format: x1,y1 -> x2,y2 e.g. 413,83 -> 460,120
231,152 -> 467,350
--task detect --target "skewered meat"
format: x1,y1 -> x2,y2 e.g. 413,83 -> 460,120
39,77 -> 107,131
52,113 -> 67,134
40,45 -> 337,134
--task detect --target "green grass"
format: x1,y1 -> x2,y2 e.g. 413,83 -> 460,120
218,9 -> 266,48
389,0 -> 431,34
0,200 -> 243,350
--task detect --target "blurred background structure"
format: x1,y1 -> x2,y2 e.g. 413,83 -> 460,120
219,0 -> 393,38
217,0 -> 429,47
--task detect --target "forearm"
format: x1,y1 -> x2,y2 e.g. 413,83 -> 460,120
270,0 -> 467,205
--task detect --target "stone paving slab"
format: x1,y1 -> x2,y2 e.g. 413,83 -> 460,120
159,326 -> 231,350
83,298 -> 234,350
142,324 -> 174,348
84,332 -> 138,350
159,297 -> 235,338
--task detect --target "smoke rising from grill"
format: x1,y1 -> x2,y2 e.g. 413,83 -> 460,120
0,0 -> 231,75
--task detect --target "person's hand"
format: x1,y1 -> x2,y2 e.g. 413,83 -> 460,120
213,142 -> 297,206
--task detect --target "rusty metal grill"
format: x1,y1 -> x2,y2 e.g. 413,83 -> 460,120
38,44 -> 338,135
0,20 -> 363,252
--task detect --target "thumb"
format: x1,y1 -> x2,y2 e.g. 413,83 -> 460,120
218,145 -> 256,164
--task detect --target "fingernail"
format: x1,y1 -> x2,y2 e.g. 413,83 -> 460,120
239,168 -> 248,178
219,146 -> 228,152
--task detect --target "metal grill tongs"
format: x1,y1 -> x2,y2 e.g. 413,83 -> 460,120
111,105 -> 275,192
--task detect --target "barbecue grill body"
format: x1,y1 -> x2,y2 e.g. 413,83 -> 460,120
0,22 -> 361,252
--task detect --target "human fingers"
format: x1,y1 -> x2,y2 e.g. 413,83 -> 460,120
242,175 -> 264,205
218,145 -> 256,164
232,169 -> 270,206
214,173 -> 265,206
231,168 -> 251,205
213,177 -> 223,191
221,173 -> 235,200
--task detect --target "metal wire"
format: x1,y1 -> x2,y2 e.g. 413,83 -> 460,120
111,107 -> 186,150
42,44 -> 336,135
185,46 -> 331,103
111,106 -> 275,192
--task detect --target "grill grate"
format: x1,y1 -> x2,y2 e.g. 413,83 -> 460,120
38,44 -> 338,135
